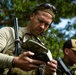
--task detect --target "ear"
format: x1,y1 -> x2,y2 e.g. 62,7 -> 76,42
64,48 -> 69,55
30,13 -> 34,20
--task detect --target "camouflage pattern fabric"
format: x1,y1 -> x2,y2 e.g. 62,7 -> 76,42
21,40 -> 48,54
1,41 -> 46,75
7,68 -> 36,75
3,49 -> 37,75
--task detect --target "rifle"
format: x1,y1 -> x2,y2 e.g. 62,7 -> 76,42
57,57 -> 72,75
13,17 -> 21,56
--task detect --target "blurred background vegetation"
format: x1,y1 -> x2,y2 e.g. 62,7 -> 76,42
0,0 -> 76,59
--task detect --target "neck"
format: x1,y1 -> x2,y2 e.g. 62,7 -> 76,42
26,24 -> 31,34
63,56 -> 73,66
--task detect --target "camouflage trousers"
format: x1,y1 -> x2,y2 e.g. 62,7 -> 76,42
0,68 -> 36,75
7,68 -> 45,75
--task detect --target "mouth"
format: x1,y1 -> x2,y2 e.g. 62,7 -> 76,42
37,29 -> 44,34
36,31 -> 41,35
34,28 -> 44,36
34,30 -> 42,37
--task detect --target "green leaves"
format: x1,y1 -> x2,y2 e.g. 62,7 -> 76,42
0,0 -> 76,58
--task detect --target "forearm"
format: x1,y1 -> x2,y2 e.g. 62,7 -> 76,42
0,53 -> 14,68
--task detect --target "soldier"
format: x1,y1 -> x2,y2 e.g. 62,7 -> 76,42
56,39 -> 76,75
0,3 -> 57,75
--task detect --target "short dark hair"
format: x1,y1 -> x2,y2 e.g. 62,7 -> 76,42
63,39 -> 76,51
63,40 -> 72,50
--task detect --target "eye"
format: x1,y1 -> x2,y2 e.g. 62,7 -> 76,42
46,23 -> 49,26
45,23 -> 50,27
38,19 -> 44,23
38,19 -> 50,28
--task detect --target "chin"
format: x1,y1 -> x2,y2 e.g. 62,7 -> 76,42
34,34 -> 39,37
35,32 -> 41,37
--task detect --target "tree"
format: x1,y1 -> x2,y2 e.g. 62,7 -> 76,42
0,0 -> 76,58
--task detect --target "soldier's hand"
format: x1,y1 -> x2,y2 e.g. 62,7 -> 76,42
13,51 -> 44,71
45,60 -> 57,75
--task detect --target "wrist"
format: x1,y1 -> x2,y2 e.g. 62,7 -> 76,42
12,58 -> 15,67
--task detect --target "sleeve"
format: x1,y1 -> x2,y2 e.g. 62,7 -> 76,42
0,28 -> 7,52
0,27 -> 15,68
0,53 -> 14,68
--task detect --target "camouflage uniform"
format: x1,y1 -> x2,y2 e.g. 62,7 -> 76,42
0,27 -> 56,75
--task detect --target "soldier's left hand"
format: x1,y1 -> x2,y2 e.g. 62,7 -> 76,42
45,59 -> 57,75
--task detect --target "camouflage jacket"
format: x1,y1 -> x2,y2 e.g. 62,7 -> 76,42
0,27 -> 56,75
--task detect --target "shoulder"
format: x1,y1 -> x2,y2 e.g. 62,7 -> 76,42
19,27 -> 26,34
0,26 -> 14,32
19,27 -> 27,38
0,27 -> 14,38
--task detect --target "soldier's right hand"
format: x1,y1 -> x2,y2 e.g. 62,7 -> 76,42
12,51 -> 44,71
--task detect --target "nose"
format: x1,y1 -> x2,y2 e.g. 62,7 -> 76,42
40,23 -> 45,29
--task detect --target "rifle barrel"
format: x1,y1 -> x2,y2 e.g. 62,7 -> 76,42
14,17 -> 20,56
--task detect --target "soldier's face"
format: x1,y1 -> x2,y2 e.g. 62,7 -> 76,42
68,49 -> 76,65
29,11 -> 53,37
71,50 -> 76,63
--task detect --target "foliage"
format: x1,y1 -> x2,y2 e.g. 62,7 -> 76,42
0,0 -> 76,58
